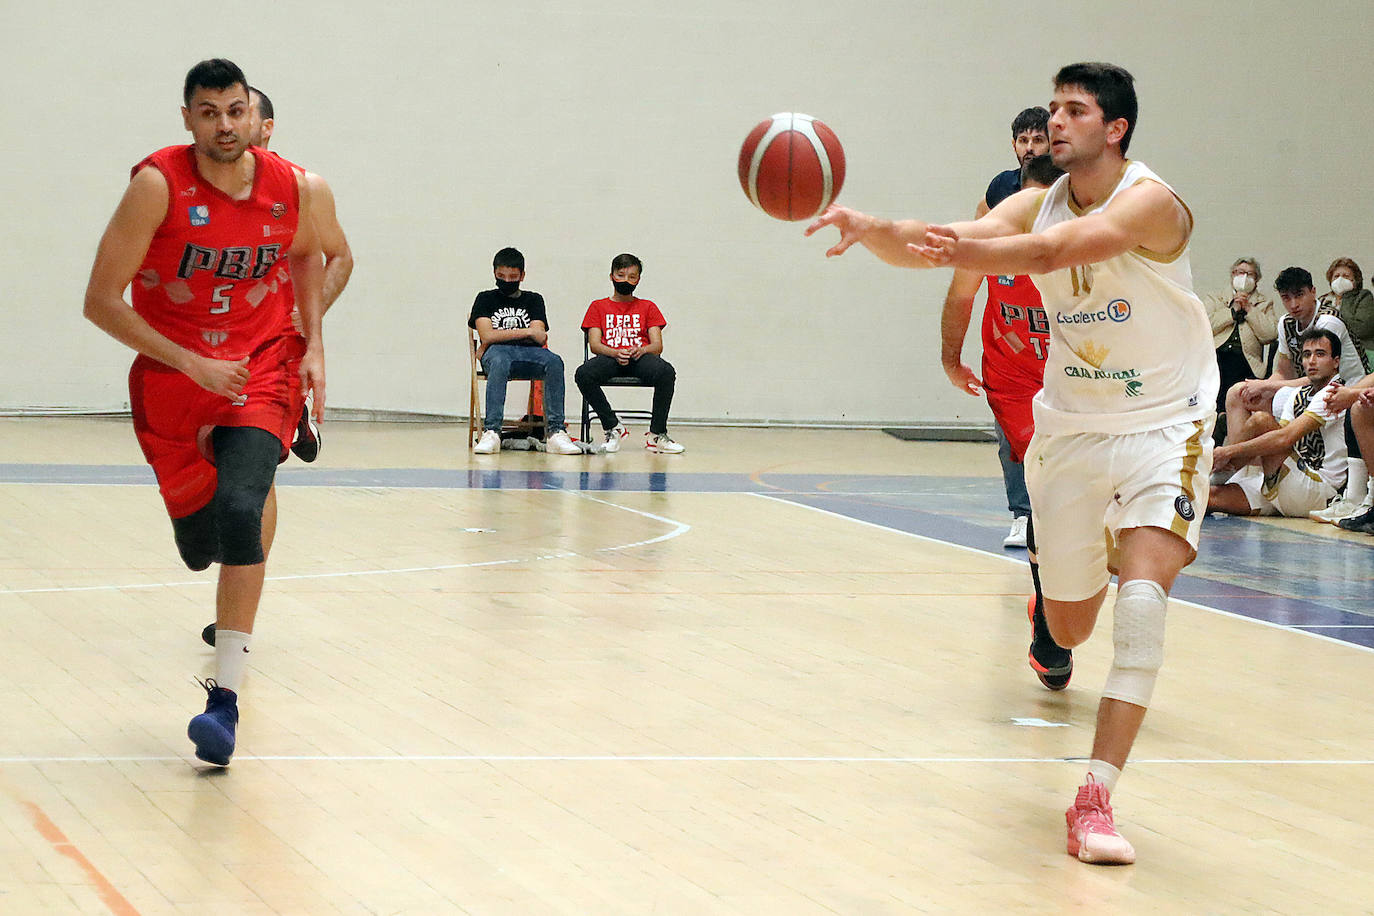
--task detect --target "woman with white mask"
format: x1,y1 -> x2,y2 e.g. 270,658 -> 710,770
1205,257 -> 1278,428
1322,257 -> 1374,363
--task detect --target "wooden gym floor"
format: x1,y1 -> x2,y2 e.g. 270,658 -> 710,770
0,418 -> 1371,914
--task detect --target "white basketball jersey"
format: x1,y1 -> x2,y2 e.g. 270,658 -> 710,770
1028,160 -> 1219,435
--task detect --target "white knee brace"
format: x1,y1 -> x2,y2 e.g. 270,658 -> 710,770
1102,579 -> 1168,707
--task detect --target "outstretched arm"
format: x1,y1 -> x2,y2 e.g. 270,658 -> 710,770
914,181 -> 1189,276
804,193 -> 1033,268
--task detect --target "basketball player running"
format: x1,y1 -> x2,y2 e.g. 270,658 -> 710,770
84,59 -> 327,766
939,153 -> 1072,692
807,62 -> 1218,864
247,84 -> 353,463
199,84 -> 355,649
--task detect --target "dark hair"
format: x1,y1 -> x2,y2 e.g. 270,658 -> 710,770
1326,256 -> 1364,291
611,253 -> 642,274
183,59 -> 248,107
249,86 -> 274,121
1011,107 -> 1050,137
492,247 -> 525,271
1020,154 -> 1064,188
1053,62 -> 1137,154
1275,267 -> 1314,295
1299,326 -> 1341,360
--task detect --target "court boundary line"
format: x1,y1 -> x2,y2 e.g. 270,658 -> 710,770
750,491 -> 1374,656
0,754 -> 1369,765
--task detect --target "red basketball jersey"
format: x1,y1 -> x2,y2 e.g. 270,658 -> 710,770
130,145 -> 299,359
979,273 -> 1050,397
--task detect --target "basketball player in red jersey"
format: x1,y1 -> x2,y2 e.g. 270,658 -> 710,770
198,83 -> 355,649
84,59 -> 327,766
938,154 -> 1073,692
247,84 -> 353,459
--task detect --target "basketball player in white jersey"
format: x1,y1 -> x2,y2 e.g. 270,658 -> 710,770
807,62 -> 1218,865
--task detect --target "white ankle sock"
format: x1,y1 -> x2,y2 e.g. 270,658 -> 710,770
214,629 -> 252,694
1346,458 -> 1369,506
1087,759 -> 1122,793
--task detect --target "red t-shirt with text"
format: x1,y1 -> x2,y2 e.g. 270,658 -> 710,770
581,297 -> 666,349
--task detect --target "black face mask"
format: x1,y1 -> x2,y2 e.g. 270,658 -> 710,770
495,279 -> 520,295
613,281 -> 637,296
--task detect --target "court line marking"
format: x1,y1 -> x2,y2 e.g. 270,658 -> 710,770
14,799 -> 141,915
0,492 -> 689,597
566,491 -> 691,551
749,491 -> 1374,656
0,754 -> 1369,765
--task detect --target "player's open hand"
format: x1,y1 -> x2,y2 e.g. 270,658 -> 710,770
909,225 -> 959,266
300,348 -> 326,420
189,355 -> 250,401
804,205 -> 874,257
942,360 -> 984,397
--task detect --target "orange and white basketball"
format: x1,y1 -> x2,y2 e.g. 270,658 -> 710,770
738,113 -> 845,222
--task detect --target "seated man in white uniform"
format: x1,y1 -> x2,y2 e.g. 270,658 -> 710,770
1208,327 -> 1347,517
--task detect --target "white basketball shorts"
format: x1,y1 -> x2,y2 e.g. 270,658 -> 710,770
1024,419 -> 1212,602
1227,461 -> 1336,518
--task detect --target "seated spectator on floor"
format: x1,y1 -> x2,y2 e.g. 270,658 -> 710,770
575,253 -> 684,455
1223,266 -> 1366,453
1209,328 -> 1347,518
1319,361 -> 1374,532
1205,257 -> 1277,430
1320,257 -> 1374,365
469,247 -> 581,456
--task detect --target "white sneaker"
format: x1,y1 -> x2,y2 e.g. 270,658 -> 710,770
546,430 -> 582,455
645,432 -> 685,454
602,424 -> 628,453
473,430 -> 501,454
1003,515 -> 1028,548
1309,496 -> 1363,524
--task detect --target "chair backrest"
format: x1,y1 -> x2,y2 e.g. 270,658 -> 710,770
470,327 -> 486,380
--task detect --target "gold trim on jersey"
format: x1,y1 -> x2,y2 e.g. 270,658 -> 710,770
1066,161 -> 1131,216
1170,420 -> 1205,540
1023,190 -> 1048,234
1128,178 -> 1194,264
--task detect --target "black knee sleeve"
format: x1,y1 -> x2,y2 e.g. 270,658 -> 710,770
1347,412 -> 1362,459
211,426 -> 280,566
171,503 -> 219,571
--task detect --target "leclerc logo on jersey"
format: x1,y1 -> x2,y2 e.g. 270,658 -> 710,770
1107,299 -> 1131,322
188,205 -> 210,227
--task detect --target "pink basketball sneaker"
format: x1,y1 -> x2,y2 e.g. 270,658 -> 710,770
1065,776 -> 1136,864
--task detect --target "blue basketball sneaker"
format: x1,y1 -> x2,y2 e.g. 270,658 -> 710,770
188,678 -> 238,766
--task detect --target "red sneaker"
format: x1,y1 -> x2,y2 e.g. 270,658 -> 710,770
1065,776 -> 1136,864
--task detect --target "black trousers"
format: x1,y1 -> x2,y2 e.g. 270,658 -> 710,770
575,354 -> 676,435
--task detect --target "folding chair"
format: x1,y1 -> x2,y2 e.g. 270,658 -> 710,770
468,328 -> 545,449
578,332 -> 655,446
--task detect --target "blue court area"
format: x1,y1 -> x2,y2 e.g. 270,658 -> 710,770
6,462 -> 1371,648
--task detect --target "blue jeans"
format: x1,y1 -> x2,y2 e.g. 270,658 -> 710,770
480,345 -> 566,433
996,425 -> 1031,516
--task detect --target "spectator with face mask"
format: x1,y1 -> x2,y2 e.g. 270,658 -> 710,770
1321,257 -> 1374,364
1205,257 -> 1278,430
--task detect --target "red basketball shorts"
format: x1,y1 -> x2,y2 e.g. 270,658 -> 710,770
129,334 -> 306,518
985,387 -> 1037,463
